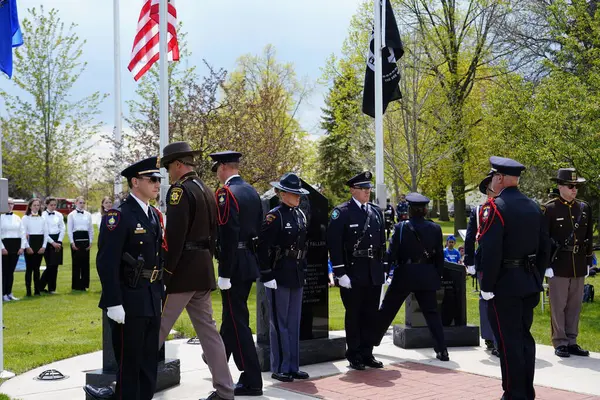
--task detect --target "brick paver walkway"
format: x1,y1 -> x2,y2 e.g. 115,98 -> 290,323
277,362 -> 600,400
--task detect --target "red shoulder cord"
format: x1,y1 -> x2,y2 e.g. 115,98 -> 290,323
477,199 -> 505,241
216,185 -> 240,226
154,207 -> 168,251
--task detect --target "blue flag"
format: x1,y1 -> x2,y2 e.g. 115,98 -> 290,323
0,0 -> 24,78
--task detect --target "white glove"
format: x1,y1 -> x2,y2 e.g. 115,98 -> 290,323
466,265 -> 476,275
338,274 -> 352,289
107,305 -> 126,324
481,291 -> 495,301
218,277 -> 232,290
264,279 -> 277,289
544,268 -> 554,278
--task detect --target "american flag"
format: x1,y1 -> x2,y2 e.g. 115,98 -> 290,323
128,0 -> 180,81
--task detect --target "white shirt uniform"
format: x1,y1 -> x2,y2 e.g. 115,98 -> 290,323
22,214 -> 49,249
0,213 -> 26,250
43,210 -> 65,244
67,209 -> 94,244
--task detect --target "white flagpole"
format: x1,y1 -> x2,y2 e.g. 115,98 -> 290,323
113,0 -> 123,201
374,0 -> 386,208
159,0 -> 169,212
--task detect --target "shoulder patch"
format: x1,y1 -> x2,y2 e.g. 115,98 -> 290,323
481,205 -> 491,222
105,211 -> 120,231
169,187 -> 183,205
217,189 -> 227,207
331,209 -> 340,220
265,213 -> 277,225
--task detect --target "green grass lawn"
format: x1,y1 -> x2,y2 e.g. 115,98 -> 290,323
2,224 -> 600,384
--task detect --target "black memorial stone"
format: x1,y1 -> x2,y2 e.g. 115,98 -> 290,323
85,312 -> 180,399
256,180 -> 346,372
394,261 -> 479,349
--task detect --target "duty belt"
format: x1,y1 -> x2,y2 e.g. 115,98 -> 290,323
284,248 -> 307,260
139,268 -> 163,283
184,240 -> 210,251
560,245 -> 580,254
352,248 -> 380,258
502,259 -> 526,268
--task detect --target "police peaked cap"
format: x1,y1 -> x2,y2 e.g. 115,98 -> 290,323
489,156 -> 525,177
209,150 -> 243,172
346,171 -> 374,188
405,192 -> 430,206
121,156 -> 162,178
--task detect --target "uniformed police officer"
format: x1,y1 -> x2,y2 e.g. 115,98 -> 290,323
84,157 -> 164,400
384,198 -> 395,239
258,173 -> 311,383
543,168 -> 592,358
327,171 -> 385,370
478,156 -> 550,400
159,142 -> 234,400
464,171 -> 499,357
396,194 -> 408,222
210,150 -> 263,396
373,193 -> 449,362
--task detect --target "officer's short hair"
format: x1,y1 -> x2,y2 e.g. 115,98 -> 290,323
127,178 -> 134,189
45,196 -> 57,205
409,205 -> 427,218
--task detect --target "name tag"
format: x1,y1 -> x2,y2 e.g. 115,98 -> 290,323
556,218 -> 564,221
350,224 -> 359,228
134,228 -> 146,234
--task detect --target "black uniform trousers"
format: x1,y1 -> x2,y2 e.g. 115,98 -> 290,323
220,279 -> 262,388
487,293 -> 539,400
340,285 -> 380,362
25,234 -> 44,296
71,231 -> 90,290
110,315 -> 160,400
2,253 -> 19,296
375,276 -> 446,352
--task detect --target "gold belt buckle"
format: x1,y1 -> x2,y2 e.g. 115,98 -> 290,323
573,245 -> 580,254
150,269 -> 159,283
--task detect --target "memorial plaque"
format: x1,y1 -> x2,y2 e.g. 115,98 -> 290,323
256,180 -> 345,371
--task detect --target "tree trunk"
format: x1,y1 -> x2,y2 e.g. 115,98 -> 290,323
438,192 -> 450,221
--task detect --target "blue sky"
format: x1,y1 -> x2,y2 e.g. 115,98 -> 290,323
1,0 -> 366,152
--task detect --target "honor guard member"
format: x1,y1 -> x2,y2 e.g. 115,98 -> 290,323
384,198 -> 395,239
464,171 -> 499,357
258,173 -> 311,383
327,171 -> 385,371
84,157 -> 164,400
478,156 -> 550,400
1,199 -> 25,302
373,193 -> 449,362
210,150 -> 264,396
159,142 -> 234,400
543,168 -> 592,358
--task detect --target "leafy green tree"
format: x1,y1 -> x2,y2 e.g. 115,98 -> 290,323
0,7 -> 106,197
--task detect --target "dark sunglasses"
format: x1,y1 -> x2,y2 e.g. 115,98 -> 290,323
563,184 -> 578,190
138,176 -> 161,183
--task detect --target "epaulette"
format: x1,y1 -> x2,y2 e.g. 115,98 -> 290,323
216,186 -> 239,225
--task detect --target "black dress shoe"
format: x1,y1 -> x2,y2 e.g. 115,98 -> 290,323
271,372 -> 294,382
83,384 -> 115,400
568,344 -> 590,357
491,348 -> 500,358
348,359 -> 366,370
200,391 -> 229,400
233,384 -> 263,396
364,357 -> 384,368
436,349 -> 450,362
290,370 -> 310,379
485,339 -> 495,350
555,345 -> 570,358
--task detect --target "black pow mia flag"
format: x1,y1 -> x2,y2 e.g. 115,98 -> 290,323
362,0 -> 404,118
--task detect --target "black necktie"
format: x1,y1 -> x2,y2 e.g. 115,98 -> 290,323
148,208 -> 157,228
77,210 -> 84,214
361,205 -> 367,214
